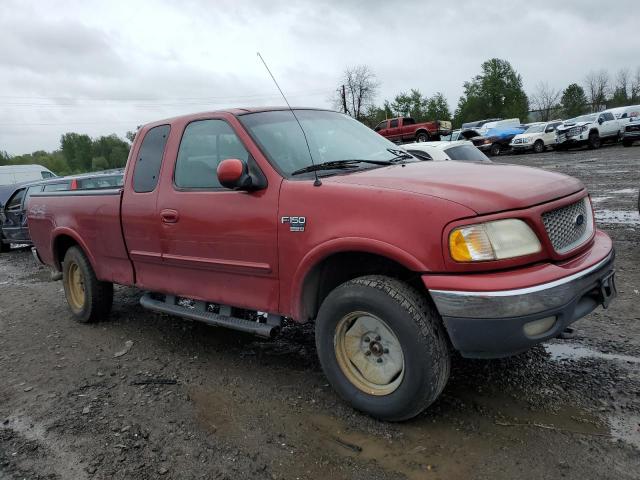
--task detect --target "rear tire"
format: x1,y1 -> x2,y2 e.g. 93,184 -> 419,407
533,140 -> 545,154
0,237 -> 9,253
588,132 -> 601,149
416,132 -> 430,143
315,275 -> 450,421
62,246 -> 113,323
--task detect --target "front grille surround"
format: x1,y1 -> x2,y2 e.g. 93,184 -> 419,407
542,197 -> 593,254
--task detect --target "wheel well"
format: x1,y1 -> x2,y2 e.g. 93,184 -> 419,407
416,129 -> 430,138
53,234 -> 79,270
299,251 -> 423,322
590,129 -> 599,136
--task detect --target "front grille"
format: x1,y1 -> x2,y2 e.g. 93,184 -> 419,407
542,198 -> 593,254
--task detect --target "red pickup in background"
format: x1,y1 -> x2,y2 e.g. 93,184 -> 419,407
374,116 -> 452,143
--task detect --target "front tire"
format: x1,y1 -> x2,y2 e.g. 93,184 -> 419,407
588,132 -> 601,149
315,275 -> 450,421
490,143 -> 501,156
533,140 -> 545,154
62,246 -> 113,323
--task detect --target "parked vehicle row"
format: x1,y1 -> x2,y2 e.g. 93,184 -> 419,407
25,107 -> 616,421
0,170 -> 124,251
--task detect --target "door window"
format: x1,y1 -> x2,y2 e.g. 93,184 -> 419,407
24,185 -> 42,203
174,119 -> 249,189
389,119 -> 399,128
603,112 -> 615,121
374,121 -> 387,131
403,118 -> 416,125
133,125 -> 171,193
6,189 -> 25,211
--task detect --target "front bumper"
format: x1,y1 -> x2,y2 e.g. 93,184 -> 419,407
557,131 -> 589,145
477,143 -> 493,151
623,131 -> 640,140
510,143 -> 533,151
425,238 -> 616,358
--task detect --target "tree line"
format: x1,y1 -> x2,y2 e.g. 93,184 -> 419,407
334,59 -> 640,128
0,131 -> 136,176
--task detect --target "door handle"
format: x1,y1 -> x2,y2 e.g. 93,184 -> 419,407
160,209 -> 179,224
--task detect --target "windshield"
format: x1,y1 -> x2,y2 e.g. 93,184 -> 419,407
568,114 -> 597,123
525,124 -> 545,133
445,145 -> 490,162
239,110 -> 411,176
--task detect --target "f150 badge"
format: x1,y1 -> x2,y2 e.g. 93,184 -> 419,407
281,216 -> 306,232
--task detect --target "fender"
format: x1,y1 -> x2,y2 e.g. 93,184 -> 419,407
289,236 -> 429,319
50,226 -> 98,273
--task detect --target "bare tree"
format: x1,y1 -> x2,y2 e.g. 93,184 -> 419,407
530,81 -> 561,121
334,65 -> 379,121
632,66 -> 640,102
584,69 -> 610,111
616,68 -> 630,97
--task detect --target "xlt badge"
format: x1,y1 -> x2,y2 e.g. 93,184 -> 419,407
281,216 -> 306,232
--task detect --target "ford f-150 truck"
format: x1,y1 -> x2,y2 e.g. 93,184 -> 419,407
374,116 -> 452,143
27,107 -> 616,421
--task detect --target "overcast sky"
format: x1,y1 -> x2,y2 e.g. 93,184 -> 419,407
1,0 -> 639,154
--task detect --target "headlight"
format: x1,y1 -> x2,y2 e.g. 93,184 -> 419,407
449,219 -> 541,262
523,137 -> 531,143
581,125 -> 589,132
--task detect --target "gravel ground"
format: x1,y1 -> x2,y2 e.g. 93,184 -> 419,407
1,143 -> 639,480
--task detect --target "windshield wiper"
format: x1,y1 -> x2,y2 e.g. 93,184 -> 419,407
290,159 -> 395,176
386,148 -> 414,161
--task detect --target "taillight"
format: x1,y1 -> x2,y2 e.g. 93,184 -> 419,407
70,179 -> 78,190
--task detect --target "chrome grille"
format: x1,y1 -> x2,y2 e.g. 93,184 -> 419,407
542,198 -> 593,254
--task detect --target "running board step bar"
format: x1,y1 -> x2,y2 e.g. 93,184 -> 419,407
140,293 -> 280,338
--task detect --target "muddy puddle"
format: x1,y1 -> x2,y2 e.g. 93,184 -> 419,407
545,343 -> 640,364
595,209 -> 640,226
190,384 -> 606,480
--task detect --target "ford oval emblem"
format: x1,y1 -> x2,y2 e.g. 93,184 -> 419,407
575,214 -> 585,226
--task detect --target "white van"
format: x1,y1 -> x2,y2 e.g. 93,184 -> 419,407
0,165 -> 56,186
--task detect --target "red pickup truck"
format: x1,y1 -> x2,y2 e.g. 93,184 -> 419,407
28,107 -> 616,421
374,116 -> 452,143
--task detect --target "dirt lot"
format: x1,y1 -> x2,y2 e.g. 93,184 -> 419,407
1,144 -> 639,480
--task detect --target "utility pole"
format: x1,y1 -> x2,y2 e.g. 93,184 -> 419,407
341,84 -> 349,116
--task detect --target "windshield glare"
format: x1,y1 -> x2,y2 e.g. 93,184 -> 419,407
569,114 -> 597,123
525,124 -> 545,133
445,145 -> 490,162
239,110 -> 410,176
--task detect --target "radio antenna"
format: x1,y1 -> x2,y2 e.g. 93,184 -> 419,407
257,52 -> 321,186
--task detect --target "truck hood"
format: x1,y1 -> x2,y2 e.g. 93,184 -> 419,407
512,132 -> 542,141
558,121 -> 590,130
328,161 -> 584,215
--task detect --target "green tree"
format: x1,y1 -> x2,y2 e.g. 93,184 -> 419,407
561,83 -> 588,118
61,133 -> 93,172
453,58 -> 529,126
425,92 -> 451,121
390,89 -> 427,120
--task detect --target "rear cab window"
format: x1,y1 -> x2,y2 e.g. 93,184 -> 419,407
133,125 -> 170,193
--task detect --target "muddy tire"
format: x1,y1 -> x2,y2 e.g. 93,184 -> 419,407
533,140 -> 545,154
315,275 -> 450,421
62,246 -> 113,323
0,236 -> 9,253
588,132 -> 601,149
415,131 -> 430,143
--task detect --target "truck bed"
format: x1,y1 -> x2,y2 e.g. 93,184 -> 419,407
28,189 -> 134,286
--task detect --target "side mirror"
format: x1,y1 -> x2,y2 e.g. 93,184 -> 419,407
217,158 -> 254,190
598,117 -> 604,124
